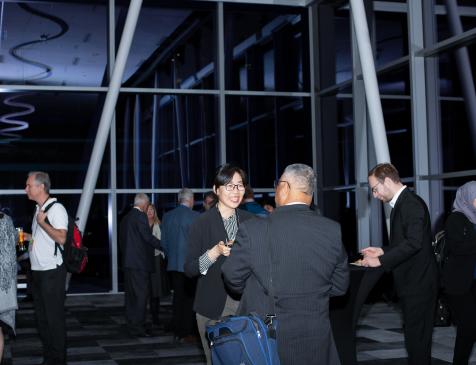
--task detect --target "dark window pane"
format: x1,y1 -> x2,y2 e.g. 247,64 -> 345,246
224,3 -> 309,92
320,96 -> 355,187
439,44 -> 476,97
440,101 -> 476,172
0,92 -> 109,189
318,5 -> 352,89
120,1 -> 216,89
434,3 -> 476,44
375,10 -> 408,67
116,93 -> 218,189
226,96 -> 312,188
381,99 -> 413,178
321,190 -> 357,257
378,65 -> 410,95
0,1 -> 107,86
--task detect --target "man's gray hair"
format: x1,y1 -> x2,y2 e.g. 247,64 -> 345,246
283,163 -> 316,195
134,193 -> 150,207
178,188 -> 194,203
28,171 -> 51,194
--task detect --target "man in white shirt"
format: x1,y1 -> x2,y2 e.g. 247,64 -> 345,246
25,171 -> 68,365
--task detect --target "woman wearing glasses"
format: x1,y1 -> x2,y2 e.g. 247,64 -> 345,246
184,164 -> 254,364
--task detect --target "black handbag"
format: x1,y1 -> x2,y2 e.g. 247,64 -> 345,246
434,295 -> 451,327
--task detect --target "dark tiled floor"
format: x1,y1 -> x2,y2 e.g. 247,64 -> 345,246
2,295 -> 475,364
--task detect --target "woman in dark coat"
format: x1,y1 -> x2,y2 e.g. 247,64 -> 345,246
442,181 -> 476,365
146,204 -> 168,326
184,164 -> 253,365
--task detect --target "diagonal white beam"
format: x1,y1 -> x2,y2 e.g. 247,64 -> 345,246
76,0 -> 143,232
349,0 -> 390,164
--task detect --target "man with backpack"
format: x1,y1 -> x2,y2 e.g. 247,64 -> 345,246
24,171 -> 68,365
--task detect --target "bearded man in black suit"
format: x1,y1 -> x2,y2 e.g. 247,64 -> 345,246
222,163 -> 349,365
120,193 -> 162,337
362,163 -> 437,365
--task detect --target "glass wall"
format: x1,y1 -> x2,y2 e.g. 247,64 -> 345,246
0,0 -> 311,293
2,0 -> 474,292
316,0 -> 476,251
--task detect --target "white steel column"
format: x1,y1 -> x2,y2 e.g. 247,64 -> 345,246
408,0 -> 430,204
217,2 -> 226,164
308,5 -> 319,205
108,0 -> 118,293
351,15 -> 371,250
444,0 -> 476,154
349,0 -> 390,164
76,0 -> 143,231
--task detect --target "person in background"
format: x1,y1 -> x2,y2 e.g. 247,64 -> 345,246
263,201 -> 275,214
119,193 -> 162,337
161,189 -> 199,343
362,163 -> 437,365
146,204 -> 166,327
442,181 -> 476,365
0,211 -> 17,363
184,164 -> 254,364
24,171 -> 69,365
240,185 -> 268,217
202,191 -> 216,212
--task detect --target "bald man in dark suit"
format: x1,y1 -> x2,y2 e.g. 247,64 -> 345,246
222,163 -> 349,365
120,193 -> 162,337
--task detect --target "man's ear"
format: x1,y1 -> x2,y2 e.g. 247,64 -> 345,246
212,185 -> 217,194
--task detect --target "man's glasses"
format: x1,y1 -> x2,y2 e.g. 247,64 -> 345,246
274,180 -> 290,189
370,181 -> 381,194
224,183 -> 245,191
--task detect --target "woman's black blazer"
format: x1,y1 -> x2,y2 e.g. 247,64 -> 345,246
184,207 -> 254,319
442,211 -> 476,295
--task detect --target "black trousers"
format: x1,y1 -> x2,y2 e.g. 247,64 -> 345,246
32,264 -> 67,364
124,268 -> 150,334
170,271 -> 195,337
400,290 -> 437,365
447,281 -> 476,365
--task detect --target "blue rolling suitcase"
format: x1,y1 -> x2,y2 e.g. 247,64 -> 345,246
206,313 -> 280,365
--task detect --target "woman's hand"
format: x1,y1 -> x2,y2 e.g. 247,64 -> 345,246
207,241 -> 232,261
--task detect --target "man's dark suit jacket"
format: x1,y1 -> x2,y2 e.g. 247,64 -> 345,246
119,207 -> 161,272
222,204 -> 349,365
379,188 -> 437,296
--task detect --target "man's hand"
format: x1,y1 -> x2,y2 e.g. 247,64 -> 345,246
37,210 -> 47,225
361,256 -> 381,267
361,247 -> 384,258
36,211 -> 67,245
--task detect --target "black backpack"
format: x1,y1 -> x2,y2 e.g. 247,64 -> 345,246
44,201 -> 88,274
432,230 -> 448,272
431,230 -> 452,326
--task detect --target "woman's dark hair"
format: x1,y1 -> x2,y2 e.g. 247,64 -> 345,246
213,164 -> 247,189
